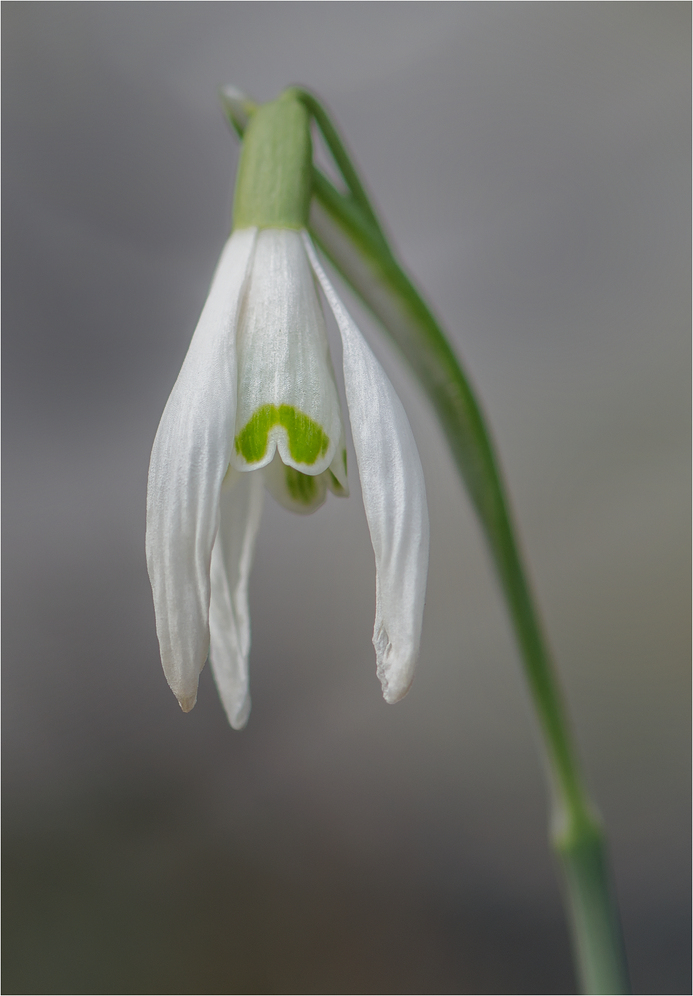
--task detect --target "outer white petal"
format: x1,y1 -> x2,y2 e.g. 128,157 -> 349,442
146,227 -> 257,712
304,233 -> 430,704
231,229 -> 344,477
209,468 -> 264,729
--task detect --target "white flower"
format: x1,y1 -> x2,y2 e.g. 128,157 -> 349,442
146,226 -> 429,728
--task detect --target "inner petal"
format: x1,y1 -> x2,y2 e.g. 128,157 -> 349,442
230,228 -> 344,476
263,451 -> 328,514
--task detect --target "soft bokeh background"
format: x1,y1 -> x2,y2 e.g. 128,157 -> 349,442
3,4 -> 690,993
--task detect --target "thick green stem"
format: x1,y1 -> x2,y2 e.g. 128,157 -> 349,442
557,824 -> 630,994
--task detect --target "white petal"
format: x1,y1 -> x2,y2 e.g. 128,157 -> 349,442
304,233 -> 430,704
231,229 -> 344,477
146,227 -> 257,712
209,468 -> 264,729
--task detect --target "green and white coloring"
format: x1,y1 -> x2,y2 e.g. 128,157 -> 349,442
146,93 -> 429,729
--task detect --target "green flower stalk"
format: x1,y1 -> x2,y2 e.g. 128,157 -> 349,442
150,83 -> 629,993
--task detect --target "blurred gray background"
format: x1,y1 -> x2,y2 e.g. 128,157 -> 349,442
3,4 -> 690,993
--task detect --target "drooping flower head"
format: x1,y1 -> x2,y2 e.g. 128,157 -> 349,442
146,91 -> 429,728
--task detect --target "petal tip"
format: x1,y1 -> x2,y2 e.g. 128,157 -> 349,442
229,695 -> 252,731
375,627 -> 417,704
377,664 -> 414,705
177,691 -> 198,713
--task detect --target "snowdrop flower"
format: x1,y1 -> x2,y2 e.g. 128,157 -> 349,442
146,93 -> 429,728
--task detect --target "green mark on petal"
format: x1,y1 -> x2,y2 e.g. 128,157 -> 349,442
235,404 -> 330,465
328,470 -> 346,496
285,466 -> 318,505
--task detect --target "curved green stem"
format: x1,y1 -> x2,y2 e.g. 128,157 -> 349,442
310,160 -> 629,996
286,86 -> 386,238
222,87 -> 630,995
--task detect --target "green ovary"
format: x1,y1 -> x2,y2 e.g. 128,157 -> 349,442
235,404 -> 330,466
284,466 -> 318,505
